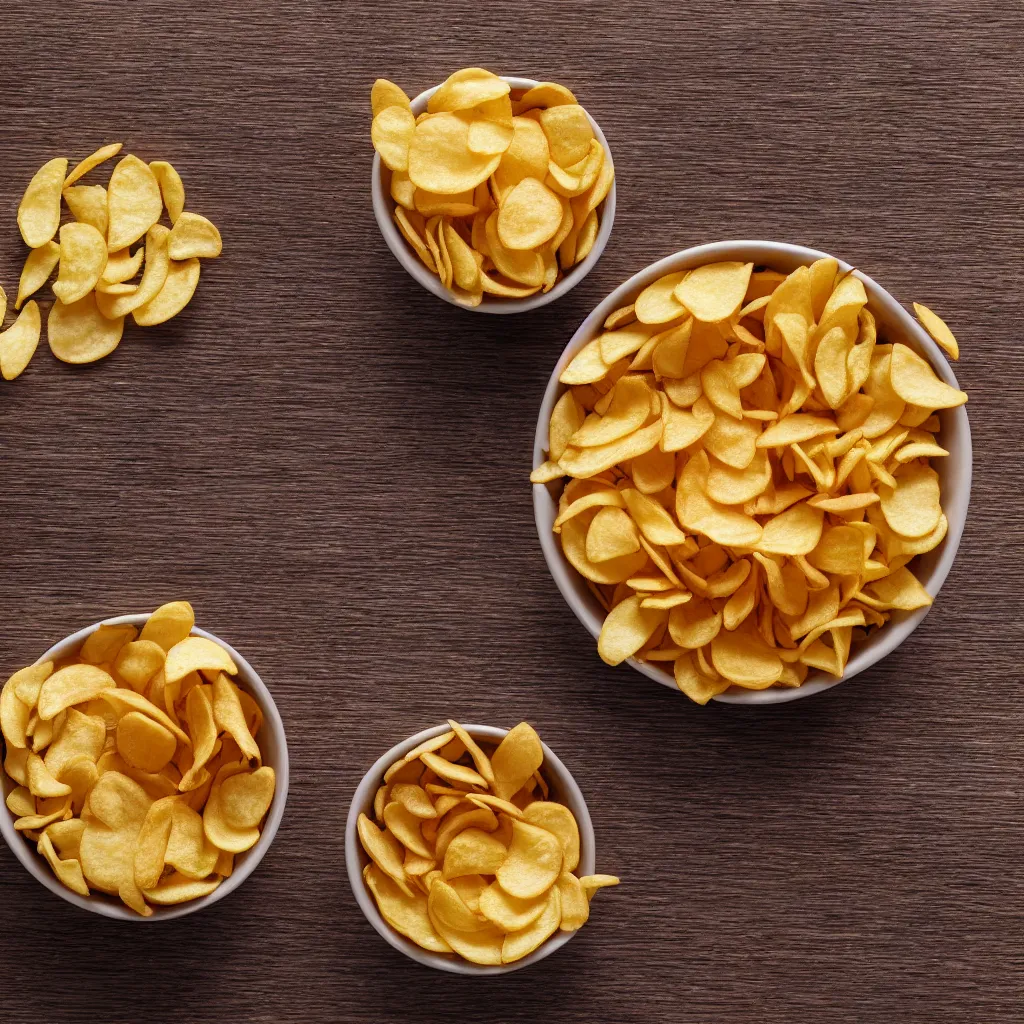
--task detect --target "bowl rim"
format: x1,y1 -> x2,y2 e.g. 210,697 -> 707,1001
345,721 -> 596,975
0,611 -> 290,921
531,239 -> 973,705
370,74 -> 617,315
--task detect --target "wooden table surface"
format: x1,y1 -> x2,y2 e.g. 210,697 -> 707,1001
1,2 -> 1021,1021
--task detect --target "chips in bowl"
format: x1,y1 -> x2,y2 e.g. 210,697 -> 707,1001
532,256 -> 967,703
0,603 -> 274,916
356,720 -> 619,966
370,69 -> 613,307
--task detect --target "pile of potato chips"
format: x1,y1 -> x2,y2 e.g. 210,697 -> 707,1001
0,602 -> 274,915
532,259 -> 967,702
0,144 -> 222,380
358,720 -> 619,965
370,69 -> 613,306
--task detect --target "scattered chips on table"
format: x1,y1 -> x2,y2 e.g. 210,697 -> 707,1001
532,258 -> 967,703
0,144 -> 223,380
0,603 -> 273,915
369,69 -> 613,306
358,720 -> 619,965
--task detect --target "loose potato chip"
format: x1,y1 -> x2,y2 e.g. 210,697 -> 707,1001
428,68 -> 510,113
447,719 -> 496,787
165,801 -> 219,878
48,291 -> 125,364
168,212 -> 222,260
597,595 -> 667,666
15,241 -> 61,309
62,184 -> 109,237
711,629 -> 783,688
913,302 -> 959,360
419,751 -> 487,790
80,623 -> 138,665
133,257 -> 201,326
443,827 -> 507,878
520,82 -> 577,108
479,880 -> 548,931
18,157 -> 67,248
28,753 -> 73,798
6,786 -> 36,818
150,160 -> 186,223
0,301 -> 42,381
204,763 -> 260,854
53,222 -> 109,305
107,155 -> 163,251
64,142 -> 122,188
117,712 -> 177,773
523,801 -> 580,872
879,461 -> 941,538
210,673 -> 261,763
635,272 -> 688,325
133,795 -> 176,890
219,766 -> 275,829
557,870 -> 590,930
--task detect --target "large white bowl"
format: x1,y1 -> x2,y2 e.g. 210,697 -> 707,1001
371,75 -> 616,315
345,722 -> 596,974
532,240 -> 972,705
0,612 -> 289,919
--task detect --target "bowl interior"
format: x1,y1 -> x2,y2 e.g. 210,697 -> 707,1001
0,612 -> 289,920
371,75 -> 616,315
346,722 -> 595,975
532,241 -> 972,705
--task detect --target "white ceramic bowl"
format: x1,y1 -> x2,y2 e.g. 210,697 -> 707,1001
0,612 -> 289,920
371,75 -> 616,315
346,722 -> 596,974
533,240 -> 973,705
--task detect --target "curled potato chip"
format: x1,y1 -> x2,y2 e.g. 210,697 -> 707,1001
37,664 -> 115,721
0,300 -> 42,381
484,211 -> 544,286
711,629 -> 783,688
428,882 -> 505,965
557,870 -> 590,930
211,673 -> 261,763
143,872 -> 221,905
80,623 -> 138,664
371,79 -> 412,117
133,795 -> 176,890
133,257 -> 200,326
165,801 -> 220,879
384,800 -> 434,858
428,68 -> 510,113
501,886 -> 561,963
16,241 -> 61,309
41,708 -> 104,776
491,723 -> 544,802
598,595 -> 667,666
107,155 -> 163,251
203,763 -> 260,854
18,157 -> 67,248
522,801 -> 580,872
447,719 -> 495,787
100,687 -> 190,747
52,222 -> 109,305
100,246 -> 144,285
538,105 -> 593,167
889,343 -> 967,409
38,831 -> 90,896
113,640 -> 166,692
94,223 -> 168,316
443,827 -> 507,878
913,302 -> 959,360
635,272 -> 688,325
496,177 -> 563,250
27,752 -> 73,798
478,880 -> 547,931
64,142 -> 122,188
365,862 -> 451,952
168,212 -> 222,260
676,262 -> 752,323
140,601 -> 195,652
149,160 -> 185,223
62,184 -> 109,237
48,291 -> 125,364
879,461 -> 941,538
165,636 -> 236,684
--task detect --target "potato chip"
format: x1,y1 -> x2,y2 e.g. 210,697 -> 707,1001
0,301 -> 42,381
18,157 -> 67,248
62,184 -> 109,238
428,68 -> 510,113
371,78 -> 412,118
676,262 -> 752,323
143,872 -> 221,905
107,155 -> 163,251
889,343 -> 967,409
113,640 -> 166,692
203,762 -> 261,854
165,636 -> 236,684
15,241 -> 61,309
38,831 -> 90,896
100,246 -> 144,286
37,664 -> 116,721
366,862 -> 451,953
538,105 -> 593,167
501,887 -> 561,963
913,302 -> 959,360
149,160 -> 186,224
48,291 -> 124,364
139,601 -> 194,652
167,211 -> 222,260
520,82 -> 577,109
64,142 -> 122,188
879,461 -> 941,539
116,712 -> 177,774
132,257 -> 201,326
496,819 -> 563,900
133,795 -> 176,890
496,177 -> 562,250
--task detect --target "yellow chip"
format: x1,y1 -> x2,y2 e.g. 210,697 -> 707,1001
0,300 -> 42,381
371,78 -> 412,118
522,801 -> 580,872
140,601 -> 195,652
167,211 -> 223,260
64,142 -> 122,188
501,886 -> 561,963
491,723 -> 544,801
48,291 -> 125,365
496,177 -> 563,250
635,272 -> 688,324
143,872 -> 221,905
150,160 -> 186,223
38,832 -> 90,896
365,862 -> 451,953
675,261 -> 753,323
132,257 -> 201,327
62,184 -> 109,237
133,795 -> 176,890
117,712 -> 177,773
879,461 -> 941,539
538,105 -> 594,167
496,819 -> 563,899
36,664 -> 116,721
107,154 -> 163,252
478,880 -> 548,931
165,635 -> 236,684
408,112 -> 501,194
15,241 -> 61,309
18,157 -> 68,248
113,639 -> 166,692
100,246 -> 145,285
519,82 -> 578,108
220,766 -> 275,829
96,224 -> 170,319
203,763 -> 261,854
913,302 -> 959,360
889,343 -> 967,409
428,68 -> 510,113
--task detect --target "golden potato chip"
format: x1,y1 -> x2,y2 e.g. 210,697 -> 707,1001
428,883 -> 505,965
133,795 -> 176,890
81,623 -> 138,665
64,142 -> 122,188
107,154 -> 163,251
38,831 -> 90,896
889,343 -> 967,409
42,708 -> 104,777
48,291 -> 125,364
879,461 -> 941,539
497,177 -> 563,250
635,272 -> 688,325
167,211 -> 222,260
27,752 -> 73,798
113,640 -> 165,692
116,712 -> 177,774
519,82 -> 577,108
371,79 -> 412,117
203,763 -> 260,854
18,157 -> 67,248
675,262 -> 752,323
522,801 -> 580,872
557,870 -> 590,930
479,880 -> 548,931
443,827 -> 507,878
100,246 -> 144,285
37,664 -> 116,721
0,301 -> 42,381
501,887 -> 561,963
365,862 -> 451,953
496,819 -> 562,899
139,601 -> 194,652
913,302 -> 959,360
62,184 -> 109,237
490,723 -> 544,803
428,68 -> 510,113
408,112 -> 501,194
143,873 -> 221,905
165,636 -> 236,685
133,257 -> 201,326
5,786 -> 36,818
538,105 -> 593,167
150,160 -> 186,223
15,241 -> 61,309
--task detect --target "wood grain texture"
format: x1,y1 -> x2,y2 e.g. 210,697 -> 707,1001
0,1 -> 1022,1021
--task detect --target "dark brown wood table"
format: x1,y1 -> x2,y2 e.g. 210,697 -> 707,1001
1,2 -> 1021,1021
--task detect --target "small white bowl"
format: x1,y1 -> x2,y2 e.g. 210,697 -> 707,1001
533,240 -> 973,705
346,722 -> 596,974
370,75 -> 616,315
0,612 -> 289,920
